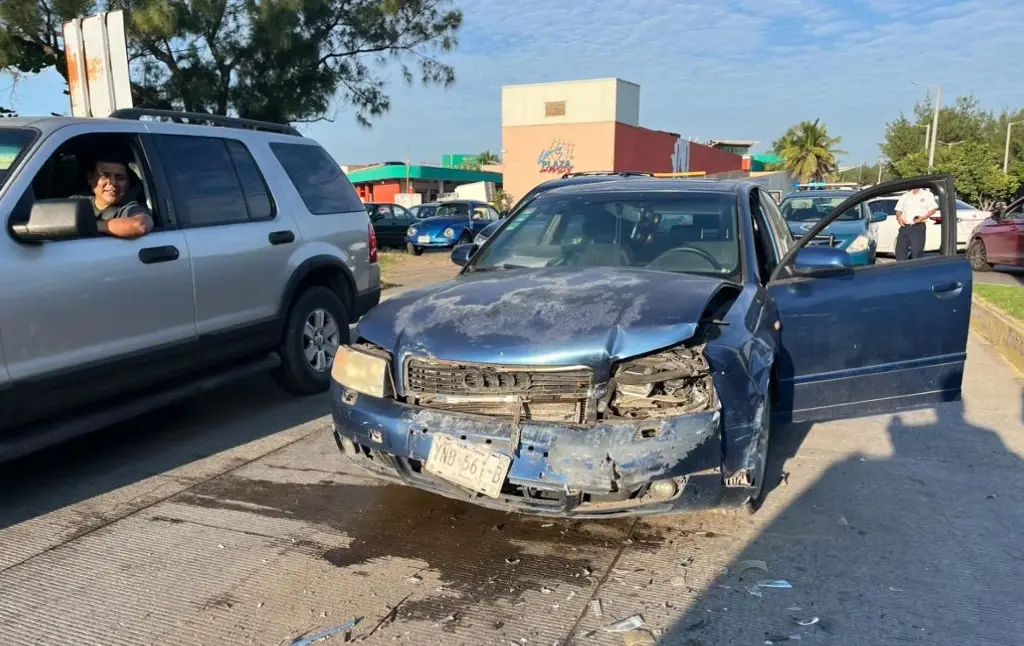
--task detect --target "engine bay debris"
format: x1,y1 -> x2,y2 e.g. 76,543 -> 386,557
608,345 -> 717,420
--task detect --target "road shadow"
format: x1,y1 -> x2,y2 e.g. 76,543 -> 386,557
659,391 -> 1024,644
0,373 -> 327,530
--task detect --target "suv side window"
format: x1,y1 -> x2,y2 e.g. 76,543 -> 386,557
155,135 -> 251,227
225,140 -> 273,220
269,142 -> 363,215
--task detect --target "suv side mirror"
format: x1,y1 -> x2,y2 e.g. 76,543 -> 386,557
10,198 -> 97,242
450,243 -> 478,266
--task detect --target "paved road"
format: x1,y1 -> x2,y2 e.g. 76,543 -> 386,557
2,275 -> 1023,644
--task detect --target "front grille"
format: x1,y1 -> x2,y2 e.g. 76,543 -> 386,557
800,233 -> 840,247
404,357 -> 593,423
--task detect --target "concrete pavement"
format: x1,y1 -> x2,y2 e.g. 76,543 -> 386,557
1,258 -> 1023,644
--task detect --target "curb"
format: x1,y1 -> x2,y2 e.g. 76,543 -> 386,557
971,294 -> 1024,374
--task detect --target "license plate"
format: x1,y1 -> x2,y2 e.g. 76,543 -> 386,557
418,235 -> 431,244
424,434 -> 511,498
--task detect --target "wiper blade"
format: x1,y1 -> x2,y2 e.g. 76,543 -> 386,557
468,263 -> 526,272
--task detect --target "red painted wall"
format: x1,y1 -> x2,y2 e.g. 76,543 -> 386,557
355,180 -> 402,202
613,123 -> 678,173
687,142 -> 743,174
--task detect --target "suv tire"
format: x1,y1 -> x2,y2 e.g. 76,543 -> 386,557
276,286 -> 350,395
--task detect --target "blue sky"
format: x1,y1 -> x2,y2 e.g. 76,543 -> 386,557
3,0 -> 1023,166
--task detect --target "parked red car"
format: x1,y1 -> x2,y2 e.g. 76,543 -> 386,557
967,195 -> 1024,271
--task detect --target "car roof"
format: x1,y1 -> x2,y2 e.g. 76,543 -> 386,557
539,177 -> 742,197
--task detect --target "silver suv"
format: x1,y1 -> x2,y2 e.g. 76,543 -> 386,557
0,109 -> 380,460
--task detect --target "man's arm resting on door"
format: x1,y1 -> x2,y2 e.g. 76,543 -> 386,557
98,204 -> 155,239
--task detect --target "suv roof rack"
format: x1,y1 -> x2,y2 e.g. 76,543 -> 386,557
109,108 -> 302,137
560,170 -> 655,179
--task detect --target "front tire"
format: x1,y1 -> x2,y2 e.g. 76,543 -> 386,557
275,286 -> 350,395
407,242 -> 422,256
968,238 -> 992,272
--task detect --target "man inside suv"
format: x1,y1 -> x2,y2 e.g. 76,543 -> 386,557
77,157 -> 155,239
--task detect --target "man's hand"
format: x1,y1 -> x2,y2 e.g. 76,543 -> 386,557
98,213 -> 154,239
895,210 -> 908,227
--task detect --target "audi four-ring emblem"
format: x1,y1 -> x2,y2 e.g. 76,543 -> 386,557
456,368 -> 532,392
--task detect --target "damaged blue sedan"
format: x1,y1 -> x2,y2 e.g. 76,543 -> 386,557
329,175 -> 971,518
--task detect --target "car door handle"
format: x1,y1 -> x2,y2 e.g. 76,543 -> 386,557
138,245 -> 179,264
268,230 -> 295,245
931,281 -> 964,298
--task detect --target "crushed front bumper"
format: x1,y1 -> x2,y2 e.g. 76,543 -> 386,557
330,381 -> 746,518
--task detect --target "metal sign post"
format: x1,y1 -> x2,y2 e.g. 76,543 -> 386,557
63,10 -> 133,117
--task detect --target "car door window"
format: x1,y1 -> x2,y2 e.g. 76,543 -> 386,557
269,142 -> 363,215
155,135 -> 250,227
393,205 -> 413,223
225,140 -> 274,220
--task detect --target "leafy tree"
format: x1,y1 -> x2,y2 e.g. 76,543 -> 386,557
772,119 -> 845,183
883,95 -> 1024,205
490,187 -> 513,212
476,150 -> 499,164
0,0 -> 462,124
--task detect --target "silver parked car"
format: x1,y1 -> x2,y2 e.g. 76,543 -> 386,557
0,109 -> 380,461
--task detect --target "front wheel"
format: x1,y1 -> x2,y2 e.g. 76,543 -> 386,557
275,286 -> 350,395
968,238 -> 992,272
407,242 -> 423,256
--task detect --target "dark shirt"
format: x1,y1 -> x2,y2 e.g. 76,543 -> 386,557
73,195 -> 150,222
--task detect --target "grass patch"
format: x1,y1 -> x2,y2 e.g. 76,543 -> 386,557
975,283 -> 1024,320
376,250 -> 404,289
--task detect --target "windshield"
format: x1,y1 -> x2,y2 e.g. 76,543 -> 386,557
781,196 -> 862,222
0,128 -> 36,190
436,203 -> 469,217
470,191 -> 741,279
417,205 -> 437,218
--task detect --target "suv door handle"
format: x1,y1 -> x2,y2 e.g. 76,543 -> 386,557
931,280 -> 964,299
269,230 -> 295,245
138,245 -> 179,264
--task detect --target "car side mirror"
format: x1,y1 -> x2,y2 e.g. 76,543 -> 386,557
10,197 -> 97,242
793,246 -> 853,276
450,243 -> 478,267
870,210 -> 888,223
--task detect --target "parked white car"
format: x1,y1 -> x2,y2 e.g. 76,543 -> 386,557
871,195 -> 989,255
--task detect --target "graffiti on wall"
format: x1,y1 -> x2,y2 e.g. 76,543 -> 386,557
537,139 -> 575,174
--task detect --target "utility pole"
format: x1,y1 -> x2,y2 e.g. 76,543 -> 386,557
1004,120 -> 1024,173
912,81 -> 941,169
924,123 -> 930,151
877,155 -> 884,184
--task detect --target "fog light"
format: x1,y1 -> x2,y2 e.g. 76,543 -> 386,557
648,479 -> 678,501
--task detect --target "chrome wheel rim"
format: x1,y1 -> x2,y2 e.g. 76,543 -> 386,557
969,240 -> 985,267
303,308 -> 340,372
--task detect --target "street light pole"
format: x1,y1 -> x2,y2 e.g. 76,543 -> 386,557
1004,120 -> 1024,173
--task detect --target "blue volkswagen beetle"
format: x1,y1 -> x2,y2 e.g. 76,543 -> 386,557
779,191 -> 887,265
405,200 -> 502,255
330,175 -> 971,518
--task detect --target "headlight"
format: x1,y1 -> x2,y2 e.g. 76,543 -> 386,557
331,345 -> 392,398
606,346 -> 716,420
846,235 -> 870,252
408,227 -> 417,236
443,227 -> 455,238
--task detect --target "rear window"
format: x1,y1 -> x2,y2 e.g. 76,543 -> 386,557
269,143 -> 363,214
0,128 -> 37,190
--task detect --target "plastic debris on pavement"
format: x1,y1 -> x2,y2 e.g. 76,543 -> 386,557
735,560 -> 768,574
794,616 -> 820,627
288,617 -> 361,646
602,615 -> 645,633
757,580 -> 793,589
589,599 -> 604,619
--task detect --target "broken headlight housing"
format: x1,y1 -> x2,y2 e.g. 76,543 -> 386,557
606,345 -> 716,419
331,344 -> 395,398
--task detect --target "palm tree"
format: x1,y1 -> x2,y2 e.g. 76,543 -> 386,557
774,119 -> 845,183
476,150 -> 501,165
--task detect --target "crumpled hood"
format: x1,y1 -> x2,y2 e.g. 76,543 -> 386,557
356,267 -> 737,379
788,219 -> 865,240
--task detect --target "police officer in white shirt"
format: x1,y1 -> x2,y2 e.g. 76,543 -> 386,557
893,187 -> 938,260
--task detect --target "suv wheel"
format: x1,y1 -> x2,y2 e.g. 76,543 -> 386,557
407,242 -> 423,256
276,286 -> 350,395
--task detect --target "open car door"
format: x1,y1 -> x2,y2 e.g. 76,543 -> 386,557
768,174 -> 971,424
